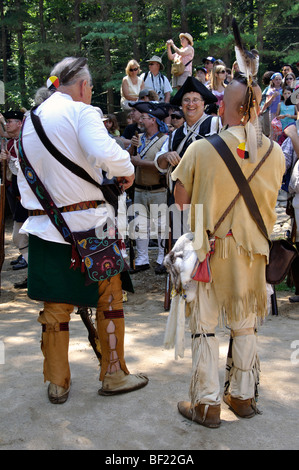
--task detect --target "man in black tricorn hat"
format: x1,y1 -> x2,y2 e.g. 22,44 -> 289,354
154,77 -> 221,241
128,101 -> 169,274
154,76 -> 221,173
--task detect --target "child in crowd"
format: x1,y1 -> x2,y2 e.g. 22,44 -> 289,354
103,114 -> 120,136
276,86 -> 297,145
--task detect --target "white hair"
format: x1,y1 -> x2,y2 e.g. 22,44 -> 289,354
51,57 -> 91,86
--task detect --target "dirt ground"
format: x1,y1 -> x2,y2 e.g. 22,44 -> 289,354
1,216 -> 299,451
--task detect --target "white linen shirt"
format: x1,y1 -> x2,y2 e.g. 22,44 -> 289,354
18,92 -> 134,244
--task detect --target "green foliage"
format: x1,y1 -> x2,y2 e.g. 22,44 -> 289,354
0,0 -> 298,111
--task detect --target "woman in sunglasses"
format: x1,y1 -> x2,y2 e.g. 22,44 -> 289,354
120,59 -> 144,110
283,72 -> 296,90
209,64 -> 227,107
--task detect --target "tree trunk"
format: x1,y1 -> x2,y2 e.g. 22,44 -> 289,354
15,0 -> 26,108
181,0 -> 188,32
100,2 -> 114,113
0,1 -> 7,107
39,0 -> 46,43
74,0 -> 81,49
166,1 -> 173,78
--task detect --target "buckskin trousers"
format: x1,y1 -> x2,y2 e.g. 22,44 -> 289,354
189,282 -> 258,407
38,274 -> 128,389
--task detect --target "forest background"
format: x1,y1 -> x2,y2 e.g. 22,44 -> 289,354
0,0 -> 298,114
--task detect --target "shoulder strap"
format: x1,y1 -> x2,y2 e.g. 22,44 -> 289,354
18,120 -> 73,245
30,109 -> 122,210
30,110 -> 102,190
208,133 -> 273,240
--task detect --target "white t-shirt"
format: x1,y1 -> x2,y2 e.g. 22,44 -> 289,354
18,92 -> 134,244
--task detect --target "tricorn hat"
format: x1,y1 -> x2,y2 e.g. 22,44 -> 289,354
3,110 -> 24,121
129,101 -> 169,120
170,76 -> 217,106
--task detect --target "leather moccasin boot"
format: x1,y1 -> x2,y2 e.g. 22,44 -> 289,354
48,383 -> 70,404
98,369 -> 148,396
223,393 -> 258,418
178,401 -> 221,428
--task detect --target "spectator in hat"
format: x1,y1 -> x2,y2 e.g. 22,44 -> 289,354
140,56 -> 172,103
120,59 -> 144,111
169,106 -> 185,131
194,66 -> 208,86
202,56 -> 215,82
127,101 -> 169,274
166,33 -> 194,91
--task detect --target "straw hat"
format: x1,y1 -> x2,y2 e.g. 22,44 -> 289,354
179,33 -> 194,46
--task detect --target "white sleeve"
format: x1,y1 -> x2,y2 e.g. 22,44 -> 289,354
163,77 -> 173,94
78,107 -> 134,179
289,161 -> 299,194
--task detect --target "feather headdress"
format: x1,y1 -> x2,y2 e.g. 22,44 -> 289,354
232,18 -> 261,163
232,18 -> 259,81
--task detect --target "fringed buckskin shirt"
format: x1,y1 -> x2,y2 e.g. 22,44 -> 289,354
172,126 -> 285,321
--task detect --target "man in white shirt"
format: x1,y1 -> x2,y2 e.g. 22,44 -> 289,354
18,57 -> 148,404
140,56 -> 172,103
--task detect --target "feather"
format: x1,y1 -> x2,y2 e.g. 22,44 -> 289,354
245,121 -> 257,163
60,57 -> 87,85
232,18 -> 259,80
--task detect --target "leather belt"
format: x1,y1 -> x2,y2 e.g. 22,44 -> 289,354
29,200 -> 105,216
135,183 -> 165,191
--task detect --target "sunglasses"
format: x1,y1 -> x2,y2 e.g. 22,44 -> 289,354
171,114 -> 182,119
285,77 -> 293,80
218,70 -> 226,74
130,68 -> 138,72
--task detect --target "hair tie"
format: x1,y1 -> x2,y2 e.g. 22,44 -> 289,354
47,76 -> 60,91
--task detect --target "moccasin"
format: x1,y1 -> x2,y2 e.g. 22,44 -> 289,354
48,383 -> 70,404
223,393 -> 258,418
177,401 -> 221,428
98,369 -> 148,396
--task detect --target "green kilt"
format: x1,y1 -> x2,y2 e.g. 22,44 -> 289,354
27,235 -> 100,307
27,235 -> 133,307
